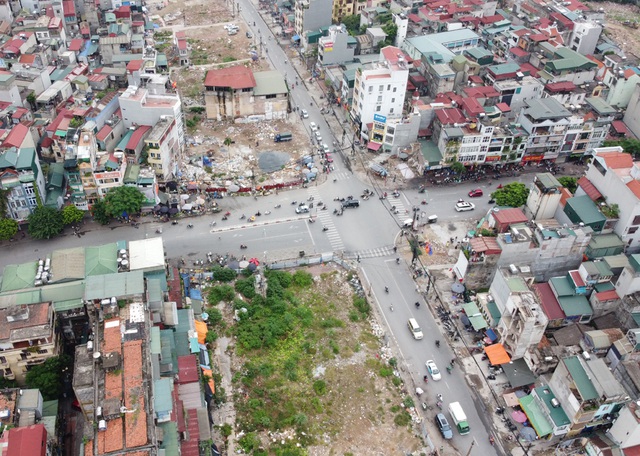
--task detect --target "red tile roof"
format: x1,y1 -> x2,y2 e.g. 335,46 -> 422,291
407,13 -> 422,23
68,39 -> 84,52
550,12 -> 574,29
177,39 -> 187,51
11,107 -> 28,119
577,176 -> 602,200
126,125 -> 151,150
496,102 -> 511,112
627,180 -> 640,199
181,409 -> 200,456
124,340 -> 148,448
469,237 -> 501,254
519,63 -> 539,77
435,107 -> 466,125
126,59 -> 143,72
545,81 -> 576,93
62,0 -> 75,16
204,66 -> 256,89
611,120 -> 630,135
595,290 -> 619,301
492,207 -> 528,227
460,96 -> 484,116
463,85 -> 500,98
509,46 -> 529,57
569,270 -> 585,288
381,46 -> 412,64
18,54 -> 36,64
534,283 -> 565,321
2,123 -> 29,149
96,124 -> 113,142
600,151 -> 633,169
6,424 -> 46,456
177,355 -> 199,384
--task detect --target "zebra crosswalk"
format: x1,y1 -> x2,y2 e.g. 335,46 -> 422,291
328,171 -> 351,182
387,195 -> 410,222
307,188 -> 344,251
344,245 -> 396,260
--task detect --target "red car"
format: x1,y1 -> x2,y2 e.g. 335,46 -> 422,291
325,153 -> 333,163
468,188 -> 483,197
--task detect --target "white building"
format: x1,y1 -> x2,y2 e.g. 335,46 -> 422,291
350,46 -> 409,133
569,21 -> 602,57
581,147 -> 640,252
295,0 -> 332,37
393,12 -> 409,48
608,401 -> 640,449
493,76 -> 544,118
144,116 -> 181,180
118,86 -> 184,149
623,83 -> 640,138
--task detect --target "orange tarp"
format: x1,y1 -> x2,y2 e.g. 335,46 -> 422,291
201,367 -> 215,393
484,343 -> 511,366
194,320 -> 208,344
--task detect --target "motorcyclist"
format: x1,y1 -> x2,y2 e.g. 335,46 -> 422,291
435,340 -> 440,347
385,286 -> 389,293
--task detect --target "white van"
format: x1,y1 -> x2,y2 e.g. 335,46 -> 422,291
407,318 -> 423,340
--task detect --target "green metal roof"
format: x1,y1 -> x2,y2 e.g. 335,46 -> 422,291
0,148 -> 18,169
156,53 -> 168,66
253,70 -> 288,96
158,422 -> 179,455
85,243 -> 118,277
564,356 -> 599,401
487,300 -> 501,324
524,97 -> 571,120
565,195 -> 606,224
593,282 -> 614,292
154,378 -> 173,414
488,62 -> 520,75
160,329 -> 178,376
463,302 -> 488,330
145,270 -> 167,291
419,140 -> 442,166
150,326 -> 161,355
546,47 -> 597,72
42,400 -> 59,417
506,277 -> 529,293
41,280 -> 85,303
15,148 -> 35,170
148,278 -> 163,305
0,262 -> 37,292
558,295 -> 592,317
174,309 -> 194,357
585,97 -> 616,116
124,163 -> 139,184
53,298 -> 83,312
589,233 -> 624,250
519,395 -> 554,437
536,172 -> 561,189
549,276 -> 574,297
533,386 -> 569,427
84,270 -> 144,300
116,130 -> 133,151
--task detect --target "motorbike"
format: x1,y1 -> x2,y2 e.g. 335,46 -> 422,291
487,374 -> 496,380
264,210 -> 271,215
224,211 -> 231,216
396,258 -> 400,264
222,216 -> 228,221
255,211 -> 262,216
423,376 -> 428,383
322,227 -> 329,232
385,286 -> 389,293
187,223 -> 194,229
291,201 -> 298,205
436,401 -> 443,410
240,244 -> 248,249
274,204 -> 281,208
308,218 -> 315,223
171,220 -> 179,225
249,216 -> 256,222
240,214 -> 246,220
415,302 -> 420,308
435,340 -> 440,348
155,229 -> 162,234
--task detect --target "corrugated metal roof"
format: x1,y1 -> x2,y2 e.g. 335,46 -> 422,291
158,422 -> 179,455
534,283 -> 565,320
564,356 -> 599,401
84,269 -> 144,300
253,70 -> 287,96
150,326 -> 161,354
85,243 -> 118,277
154,378 -> 174,415
177,355 -> 199,384
577,176 -> 602,201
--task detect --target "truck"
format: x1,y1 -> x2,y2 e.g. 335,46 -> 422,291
448,402 -> 470,435
274,132 -> 292,142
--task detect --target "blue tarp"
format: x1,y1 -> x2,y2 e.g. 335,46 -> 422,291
190,288 -> 202,300
486,328 -> 498,342
292,34 -> 300,40
181,273 -> 191,297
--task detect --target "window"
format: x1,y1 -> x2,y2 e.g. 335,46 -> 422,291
390,108 -> 394,113
628,227 -> 638,235
368,86 -> 373,93
393,87 -> 397,93
377,96 -> 382,102
376,106 -> 381,112
632,215 -> 640,226
24,186 -> 35,195
37,349 -> 48,354
378,85 -> 383,92
515,88 -> 521,94
27,197 -> 37,206
387,84 -> 391,90
391,98 -> 395,103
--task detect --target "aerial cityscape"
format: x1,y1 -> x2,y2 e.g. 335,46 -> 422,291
0,0 -> 639,453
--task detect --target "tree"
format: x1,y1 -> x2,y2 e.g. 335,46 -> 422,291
492,182 -> 529,207
103,186 -> 146,218
382,22 -> 398,45
0,188 -> 9,216
341,14 -> 361,35
90,200 -> 111,225
223,137 -> 233,147
28,206 -> 64,239
558,176 -> 578,194
0,218 -> 18,240
450,161 -> 466,175
603,138 -> 640,158
26,92 -> 36,109
25,355 -> 71,400
62,205 -> 85,225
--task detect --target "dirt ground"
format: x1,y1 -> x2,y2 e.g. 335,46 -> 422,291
585,1 -> 640,58
225,265 -> 425,455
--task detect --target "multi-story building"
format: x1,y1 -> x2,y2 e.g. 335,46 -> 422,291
0,300 -> 56,384
517,97 -> 573,163
623,82 -> 640,139
118,85 -> 184,149
350,46 -> 410,133
548,355 -> 627,435
145,116 -> 180,180
537,46 -> 598,85
568,21 -> 602,56
489,268 -> 548,359
493,76 -> 544,117
0,147 -> 46,223
294,0 -> 332,38
525,173 -> 564,221
580,147 -> 640,253
317,24 -> 356,67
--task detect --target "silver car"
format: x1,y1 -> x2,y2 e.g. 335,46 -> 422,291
455,201 -> 475,212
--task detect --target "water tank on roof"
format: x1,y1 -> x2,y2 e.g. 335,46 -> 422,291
98,420 -> 107,431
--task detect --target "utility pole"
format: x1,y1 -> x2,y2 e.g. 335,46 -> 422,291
464,438 -> 476,456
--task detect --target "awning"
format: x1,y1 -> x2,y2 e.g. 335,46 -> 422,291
519,395 -> 553,437
368,141 -> 382,151
195,320 -> 208,344
485,328 -> 498,342
462,302 -> 488,330
501,358 -> 536,388
484,343 -> 510,366
292,34 -> 300,41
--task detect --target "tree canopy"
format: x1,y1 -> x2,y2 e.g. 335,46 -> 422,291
0,218 -> 18,240
558,176 -> 578,194
62,204 -> 85,225
90,200 -> 111,225
28,206 -> 64,239
25,355 -> 71,400
341,14 -> 361,35
492,182 -> 529,207
103,186 -> 146,218
450,161 -> 466,175
603,138 -> 640,158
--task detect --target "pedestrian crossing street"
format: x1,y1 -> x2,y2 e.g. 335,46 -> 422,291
307,188 -> 344,251
344,245 -> 396,260
329,171 -> 351,182
387,195 -> 410,223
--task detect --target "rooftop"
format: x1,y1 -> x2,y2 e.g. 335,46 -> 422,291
204,65 -> 256,89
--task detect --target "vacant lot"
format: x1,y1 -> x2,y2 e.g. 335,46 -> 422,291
586,1 -> 640,57
207,266 -> 424,455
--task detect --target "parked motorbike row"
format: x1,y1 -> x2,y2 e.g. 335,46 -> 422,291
436,305 -> 458,340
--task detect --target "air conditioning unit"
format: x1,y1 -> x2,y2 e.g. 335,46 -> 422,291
551,398 -> 561,408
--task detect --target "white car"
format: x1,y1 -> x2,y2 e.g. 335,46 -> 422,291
426,360 -> 442,381
295,205 -> 310,214
301,109 -> 309,119
455,201 -> 475,212
322,143 -> 330,153
314,131 -> 322,142
309,122 -> 318,132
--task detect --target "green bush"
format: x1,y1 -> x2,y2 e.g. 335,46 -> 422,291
292,270 -> 313,287
238,432 -> 261,452
313,380 -> 327,395
212,266 -> 237,282
379,367 -> 393,377
205,330 -> 218,344
220,423 -> 232,438
207,308 -> 223,327
394,411 -> 411,426
207,285 -> 235,304
235,277 -> 256,298
402,396 -> 414,409
353,296 -> 370,316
